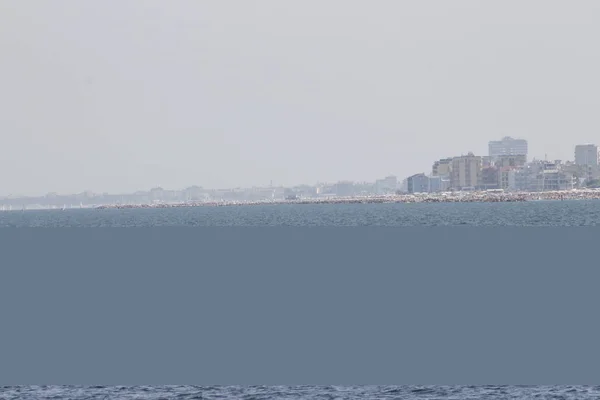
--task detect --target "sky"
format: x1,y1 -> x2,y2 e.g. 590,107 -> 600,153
1,1 -> 600,196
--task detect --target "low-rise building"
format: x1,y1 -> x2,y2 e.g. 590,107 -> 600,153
513,161 -> 575,191
407,173 -> 430,193
499,167 -> 518,191
334,181 -> 355,197
375,175 -> 398,194
481,166 -> 500,190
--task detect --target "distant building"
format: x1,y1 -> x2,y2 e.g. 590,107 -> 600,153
406,173 -> 430,193
499,167 -> 518,191
441,177 -> 451,191
375,175 -> 398,194
353,182 -> 376,195
541,170 -> 575,191
432,158 -> 452,177
316,184 -> 336,196
450,153 -> 482,190
291,185 -> 318,198
488,137 -> 528,161
334,181 -> 355,197
539,162 -> 575,191
149,187 -> 165,201
514,166 -> 534,191
494,154 -> 527,169
428,175 -> 449,192
428,176 -> 441,192
481,166 -> 499,190
574,144 -> 599,167
562,162 -> 600,188
514,161 -> 575,191
399,178 -> 409,194
184,186 -> 206,201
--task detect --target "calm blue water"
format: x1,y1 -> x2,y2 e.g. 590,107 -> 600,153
1,385 -> 600,399
2,200 -> 600,227
3,202 -> 597,398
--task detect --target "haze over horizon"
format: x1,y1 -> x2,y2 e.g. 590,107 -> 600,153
2,1 -> 600,196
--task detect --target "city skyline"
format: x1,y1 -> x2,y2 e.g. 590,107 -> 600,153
1,136 -> 597,199
3,1 -> 600,196
0,132 -> 596,197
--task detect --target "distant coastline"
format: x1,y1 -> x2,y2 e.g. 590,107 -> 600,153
94,189 -> 600,210
4,189 -> 600,212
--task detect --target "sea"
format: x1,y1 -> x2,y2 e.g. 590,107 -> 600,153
2,199 -> 600,227
1,385 -> 600,400
2,201 -> 599,399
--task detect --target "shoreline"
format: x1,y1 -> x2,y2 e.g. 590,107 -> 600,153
94,189 -> 600,210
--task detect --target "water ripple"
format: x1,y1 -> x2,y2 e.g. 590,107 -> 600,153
1,386 -> 600,400
2,201 -> 600,227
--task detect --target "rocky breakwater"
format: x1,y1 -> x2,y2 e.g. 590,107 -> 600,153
94,189 -> 600,210
527,189 -> 600,201
95,191 -> 534,210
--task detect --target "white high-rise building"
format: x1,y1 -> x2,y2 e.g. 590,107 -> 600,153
450,153 -> 482,190
488,137 -> 528,160
574,144 -> 599,167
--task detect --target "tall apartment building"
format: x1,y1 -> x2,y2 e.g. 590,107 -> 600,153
574,144 -> 599,166
432,158 -> 453,177
488,137 -> 528,160
450,153 -> 482,190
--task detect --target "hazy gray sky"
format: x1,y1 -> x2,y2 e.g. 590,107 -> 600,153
2,1 -> 600,195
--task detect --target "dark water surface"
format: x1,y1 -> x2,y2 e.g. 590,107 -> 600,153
3,203 -> 597,397
2,386 -> 600,400
2,200 -> 600,227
